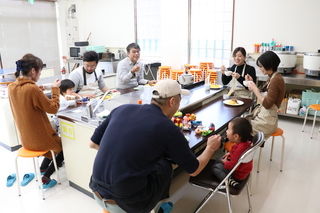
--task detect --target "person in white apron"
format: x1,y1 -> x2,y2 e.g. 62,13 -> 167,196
221,47 -> 256,99
69,51 -> 111,99
246,51 -> 286,139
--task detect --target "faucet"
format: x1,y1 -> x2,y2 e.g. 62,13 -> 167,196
92,90 -> 112,113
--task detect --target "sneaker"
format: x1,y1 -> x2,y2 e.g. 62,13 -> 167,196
229,178 -> 240,189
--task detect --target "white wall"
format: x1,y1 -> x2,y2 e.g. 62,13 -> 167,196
4,0 -> 318,75
233,0 -> 320,53
56,0 -> 134,59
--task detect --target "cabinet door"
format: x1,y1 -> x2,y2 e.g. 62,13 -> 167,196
104,76 -> 116,89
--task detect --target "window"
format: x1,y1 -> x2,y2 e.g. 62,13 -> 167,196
136,0 -> 161,61
190,0 -> 234,68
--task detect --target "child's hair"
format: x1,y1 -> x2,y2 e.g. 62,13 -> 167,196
60,79 -> 75,96
230,117 -> 252,142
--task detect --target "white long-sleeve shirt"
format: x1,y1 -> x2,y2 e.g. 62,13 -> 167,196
116,57 -> 148,89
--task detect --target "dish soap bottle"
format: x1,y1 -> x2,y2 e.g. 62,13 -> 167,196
270,38 -> 276,51
299,105 -> 307,116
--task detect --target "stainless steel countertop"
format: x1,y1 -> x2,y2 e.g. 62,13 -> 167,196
257,73 -> 320,87
58,85 -> 228,127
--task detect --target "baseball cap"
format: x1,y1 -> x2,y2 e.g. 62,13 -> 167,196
152,79 -> 190,99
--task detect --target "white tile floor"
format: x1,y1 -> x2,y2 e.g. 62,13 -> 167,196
1,116 -> 320,213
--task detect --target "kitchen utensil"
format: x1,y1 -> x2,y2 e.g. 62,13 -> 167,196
274,51 -> 297,74
225,71 -> 232,76
303,52 -> 320,77
43,83 -> 53,90
178,73 -> 194,85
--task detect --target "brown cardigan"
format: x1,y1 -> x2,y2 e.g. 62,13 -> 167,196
262,72 -> 285,109
8,78 -> 62,158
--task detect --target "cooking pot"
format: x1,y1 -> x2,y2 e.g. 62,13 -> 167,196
303,52 -> 320,77
274,51 -> 297,68
178,73 -> 194,85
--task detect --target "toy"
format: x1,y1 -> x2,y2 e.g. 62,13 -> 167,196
188,113 -> 196,121
209,123 -> 215,131
182,121 -> 191,131
202,130 -> 213,137
195,126 -> 203,135
183,115 -> 189,125
173,117 -> 183,128
191,120 -> 202,128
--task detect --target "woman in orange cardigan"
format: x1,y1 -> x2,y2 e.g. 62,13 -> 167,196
8,53 -> 63,189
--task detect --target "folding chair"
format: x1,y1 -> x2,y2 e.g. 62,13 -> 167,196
189,132 -> 264,213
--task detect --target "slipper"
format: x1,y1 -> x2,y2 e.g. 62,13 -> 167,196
160,202 -> 173,213
20,173 -> 35,186
6,173 -> 16,187
42,179 -> 57,189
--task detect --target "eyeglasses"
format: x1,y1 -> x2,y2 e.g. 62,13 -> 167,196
84,64 -> 97,69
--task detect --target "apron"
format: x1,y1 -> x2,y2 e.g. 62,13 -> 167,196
249,72 -> 279,139
231,64 -> 253,99
78,68 -> 100,96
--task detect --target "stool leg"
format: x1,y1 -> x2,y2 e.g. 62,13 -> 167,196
50,150 -> 61,184
302,107 -> 310,132
280,135 -> 285,172
34,157 -> 45,200
270,136 -> 275,161
257,147 -> 263,173
311,111 -> 318,139
32,157 -> 38,182
15,156 -> 21,196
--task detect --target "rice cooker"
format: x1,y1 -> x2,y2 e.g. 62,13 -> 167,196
274,51 -> 297,74
303,53 -> 320,77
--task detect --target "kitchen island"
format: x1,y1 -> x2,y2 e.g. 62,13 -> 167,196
57,84 -> 253,197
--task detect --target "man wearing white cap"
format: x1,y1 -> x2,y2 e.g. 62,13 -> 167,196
89,79 -> 221,213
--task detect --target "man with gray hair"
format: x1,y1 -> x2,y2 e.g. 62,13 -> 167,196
89,79 -> 221,213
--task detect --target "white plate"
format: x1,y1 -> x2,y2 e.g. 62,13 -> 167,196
223,100 -> 244,106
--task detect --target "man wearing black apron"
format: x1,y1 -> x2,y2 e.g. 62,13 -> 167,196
69,51 -> 111,99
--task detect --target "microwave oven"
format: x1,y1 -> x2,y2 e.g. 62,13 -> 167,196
70,46 -> 87,58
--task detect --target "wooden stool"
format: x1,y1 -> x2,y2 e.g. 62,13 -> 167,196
199,62 -> 214,80
15,147 -> 61,200
171,69 -> 183,80
257,127 -> 285,173
302,104 -> 320,139
157,66 -> 171,80
184,64 -> 197,72
189,69 -> 202,82
207,70 -> 217,84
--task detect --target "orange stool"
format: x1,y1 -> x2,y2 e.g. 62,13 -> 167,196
184,64 -> 197,72
207,70 -> 217,84
102,209 -> 110,213
15,147 -> 61,200
157,66 -> 171,80
302,104 -> 320,139
199,62 -> 214,80
257,127 -> 285,173
189,69 -> 202,82
171,69 -> 183,80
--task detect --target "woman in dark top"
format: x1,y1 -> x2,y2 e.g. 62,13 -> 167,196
221,47 -> 256,98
